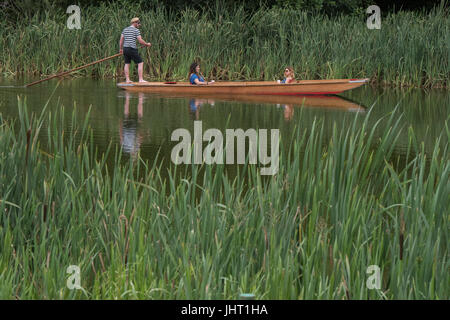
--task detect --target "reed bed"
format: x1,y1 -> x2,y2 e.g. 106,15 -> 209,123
0,2 -> 448,88
0,97 -> 448,299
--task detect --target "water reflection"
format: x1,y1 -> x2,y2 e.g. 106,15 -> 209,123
276,104 -> 295,121
188,98 -> 216,120
119,91 -> 145,158
183,94 -> 365,121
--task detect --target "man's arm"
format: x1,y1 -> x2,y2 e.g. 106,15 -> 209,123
137,36 -> 151,47
119,34 -> 124,53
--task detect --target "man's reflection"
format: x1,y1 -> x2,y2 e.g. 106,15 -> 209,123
119,92 -> 144,158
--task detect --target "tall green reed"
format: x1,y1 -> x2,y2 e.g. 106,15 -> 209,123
0,3 -> 448,88
0,96 -> 448,299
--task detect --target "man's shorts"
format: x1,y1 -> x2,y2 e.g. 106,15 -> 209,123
123,47 -> 143,64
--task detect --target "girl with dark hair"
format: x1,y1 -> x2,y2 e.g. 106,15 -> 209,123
189,62 -> 214,85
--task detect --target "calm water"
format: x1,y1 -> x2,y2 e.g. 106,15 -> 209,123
0,78 -> 448,168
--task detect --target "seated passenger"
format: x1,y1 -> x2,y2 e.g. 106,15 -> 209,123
279,67 -> 295,84
189,62 -> 214,85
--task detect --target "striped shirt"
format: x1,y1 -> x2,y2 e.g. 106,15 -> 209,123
121,26 -> 141,49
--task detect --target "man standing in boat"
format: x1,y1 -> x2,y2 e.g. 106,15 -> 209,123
119,17 -> 151,83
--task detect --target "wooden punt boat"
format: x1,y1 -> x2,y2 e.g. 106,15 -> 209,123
117,78 -> 369,95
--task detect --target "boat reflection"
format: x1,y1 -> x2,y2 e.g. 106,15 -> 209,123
167,93 -> 365,121
119,91 -> 145,158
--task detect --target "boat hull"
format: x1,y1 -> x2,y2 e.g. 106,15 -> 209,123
117,79 -> 369,95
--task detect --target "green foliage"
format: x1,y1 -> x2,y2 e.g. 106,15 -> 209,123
1,3 -> 448,87
0,95 -> 448,299
1,0 -> 444,21
274,0 -> 372,14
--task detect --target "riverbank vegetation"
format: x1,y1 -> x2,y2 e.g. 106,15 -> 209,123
0,1 -> 448,88
0,98 -> 448,299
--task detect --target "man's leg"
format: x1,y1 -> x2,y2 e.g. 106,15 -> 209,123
124,63 -> 131,83
138,62 -> 147,82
